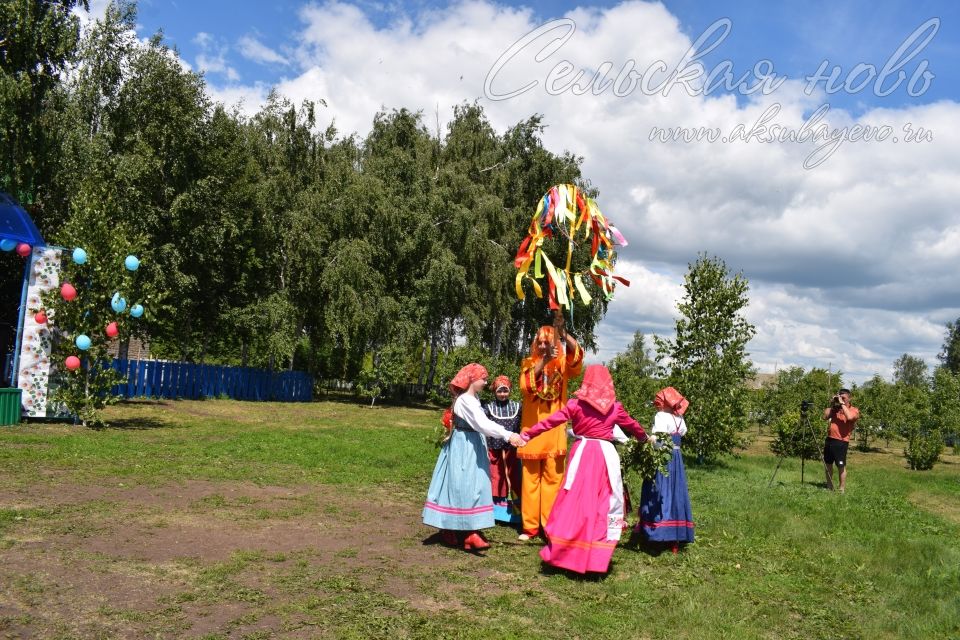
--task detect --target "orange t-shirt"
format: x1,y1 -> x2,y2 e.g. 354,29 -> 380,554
827,406 -> 860,442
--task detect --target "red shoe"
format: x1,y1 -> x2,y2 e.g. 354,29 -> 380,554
463,532 -> 490,550
440,530 -> 459,546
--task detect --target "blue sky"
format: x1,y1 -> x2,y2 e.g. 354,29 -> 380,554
135,0 -> 959,112
102,0 -> 960,383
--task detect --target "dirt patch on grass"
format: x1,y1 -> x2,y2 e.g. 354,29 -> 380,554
908,490 -> 960,526
0,478 -> 499,638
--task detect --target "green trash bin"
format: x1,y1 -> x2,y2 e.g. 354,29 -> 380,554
0,388 -> 22,425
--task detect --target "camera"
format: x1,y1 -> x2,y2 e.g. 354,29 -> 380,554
831,394 -> 842,408
800,399 -> 813,412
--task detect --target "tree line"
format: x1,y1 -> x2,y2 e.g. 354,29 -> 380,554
1,0 -> 610,390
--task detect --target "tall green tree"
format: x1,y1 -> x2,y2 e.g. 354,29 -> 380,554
656,253 -> 756,462
0,0 -> 86,230
928,367 -> 960,444
241,93 -> 335,370
938,318 -> 960,374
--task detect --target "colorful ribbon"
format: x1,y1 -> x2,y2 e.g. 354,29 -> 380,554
514,184 -> 629,310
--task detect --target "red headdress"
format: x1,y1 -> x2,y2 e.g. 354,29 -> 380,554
574,364 -> 617,414
448,363 -> 488,395
654,386 -> 689,416
492,375 -> 512,391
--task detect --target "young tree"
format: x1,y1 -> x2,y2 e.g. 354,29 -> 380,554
922,366 -> 960,464
41,196 -> 152,427
929,367 -> 960,438
763,367 -> 841,456
856,374 -> 897,449
609,330 -> 660,421
656,253 -> 756,462
893,353 -> 929,389
357,342 -> 408,407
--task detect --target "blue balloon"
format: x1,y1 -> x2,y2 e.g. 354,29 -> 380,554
0,239 -> 16,252
72,247 -> 87,264
124,255 -> 140,271
129,304 -> 144,318
75,334 -> 91,350
111,292 -> 127,313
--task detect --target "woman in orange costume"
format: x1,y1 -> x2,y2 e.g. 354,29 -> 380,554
517,323 -> 584,540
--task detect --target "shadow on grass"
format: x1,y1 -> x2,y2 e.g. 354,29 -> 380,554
421,531 -> 492,556
854,445 -> 888,454
620,528 -> 692,557
422,531 -> 448,547
539,562 -> 608,581
313,391 -> 440,412
100,417 -> 170,430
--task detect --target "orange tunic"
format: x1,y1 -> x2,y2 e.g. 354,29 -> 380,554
517,344 -> 584,459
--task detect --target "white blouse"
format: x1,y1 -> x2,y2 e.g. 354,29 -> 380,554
652,411 -> 687,436
454,394 -> 515,442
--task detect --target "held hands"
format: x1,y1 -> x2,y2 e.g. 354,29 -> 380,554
508,433 -> 526,448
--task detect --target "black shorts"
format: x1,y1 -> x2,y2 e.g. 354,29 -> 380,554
823,438 -> 849,467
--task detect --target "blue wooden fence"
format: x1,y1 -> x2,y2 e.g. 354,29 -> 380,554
111,359 -> 313,402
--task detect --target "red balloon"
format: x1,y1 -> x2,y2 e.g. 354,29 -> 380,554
65,355 -> 81,371
16,243 -> 31,257
60,283 -> 77,301
34,311 -> 47,324
105,322 -> 119,338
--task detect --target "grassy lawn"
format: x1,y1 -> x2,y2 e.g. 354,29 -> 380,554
1,398 -> 958,639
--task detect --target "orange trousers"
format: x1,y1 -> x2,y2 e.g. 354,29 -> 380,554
520,456 -> 566,535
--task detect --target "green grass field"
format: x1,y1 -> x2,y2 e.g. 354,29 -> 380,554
1,399 -> 958,639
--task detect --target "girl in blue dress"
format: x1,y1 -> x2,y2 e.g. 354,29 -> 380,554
423,363 -> 524,551
638,387 -> 694,551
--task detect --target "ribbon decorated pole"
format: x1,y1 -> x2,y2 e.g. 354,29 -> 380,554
514,184 -> 630,321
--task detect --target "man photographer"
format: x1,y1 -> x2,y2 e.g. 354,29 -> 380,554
822,388 -> 860,493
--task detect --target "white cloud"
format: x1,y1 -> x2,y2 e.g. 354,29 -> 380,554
198,0 -> 959,383
193,32 -> 240,82
237,35 -> 290,66
205,82 -> 272,117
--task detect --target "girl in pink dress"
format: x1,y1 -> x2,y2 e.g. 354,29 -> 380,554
519,365 -> 651,574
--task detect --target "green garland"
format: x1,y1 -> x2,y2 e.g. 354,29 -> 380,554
621,437 -> 673,481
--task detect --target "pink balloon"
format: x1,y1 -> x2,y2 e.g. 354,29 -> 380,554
16,243 -> 31,257
105,322 -> 119,338
60,283 -> 77,301
34,311 -> 47,324
65,356 -> 81,371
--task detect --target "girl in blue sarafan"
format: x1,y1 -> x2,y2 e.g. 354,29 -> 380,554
422,363 -> 524,551
637,386 -> 695,552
